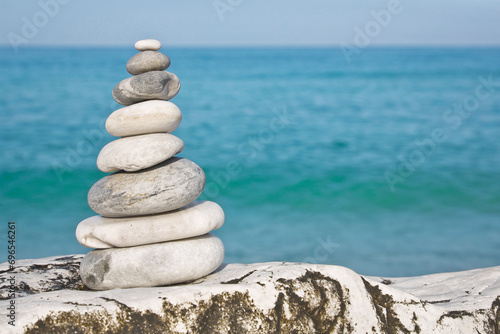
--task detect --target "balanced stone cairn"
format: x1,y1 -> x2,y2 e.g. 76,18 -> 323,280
76,39 -> 225,290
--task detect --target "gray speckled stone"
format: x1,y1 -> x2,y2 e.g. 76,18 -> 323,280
106,100 -> 182,137
88,157 -> 205,217
126,51 -> 171,75
96,133 -> 184,173
112,71 -> 180,106
80,233 -> 224,290
135,39 -> 161,51
76,201 -> 225,248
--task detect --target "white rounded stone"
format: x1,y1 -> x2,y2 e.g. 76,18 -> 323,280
76,201 -> 225,248
112,71 -> 180,106
135,39 -> 161,51
80,233 -> 225,290
126,51 -> 170,75
96,133 -> 184,173
106,100 -> 182,137
88,157 -> 205,218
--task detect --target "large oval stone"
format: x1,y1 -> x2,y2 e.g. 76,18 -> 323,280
126,51 -> 170,75
96,133 -> 184,173
106,100 -> 182,137
80,233 -> 224,290
76,201 -> 224,248
88,157 -> 205,217
112,71 -> 180,106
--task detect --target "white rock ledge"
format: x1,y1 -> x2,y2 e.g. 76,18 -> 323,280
0,255 -> 498,333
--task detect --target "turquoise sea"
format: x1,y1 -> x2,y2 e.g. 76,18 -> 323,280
0,46 -> 499,277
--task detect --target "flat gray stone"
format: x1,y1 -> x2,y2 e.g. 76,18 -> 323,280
80,233 -> 224,290
112,71 -> 180,106
126,51 -> 171,75
76,201 -> 225,248
106,100 -> 182,137
135,39 -> 161,51
96,133 -> 184,172
88,157 -> 205,217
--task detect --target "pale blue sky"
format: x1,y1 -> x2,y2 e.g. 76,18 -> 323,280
1,0 -> 500,47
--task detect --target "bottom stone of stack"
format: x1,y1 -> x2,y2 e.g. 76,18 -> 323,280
79,233 -> 224,290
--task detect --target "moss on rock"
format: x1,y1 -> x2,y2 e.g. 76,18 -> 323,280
25,270 -> 354,334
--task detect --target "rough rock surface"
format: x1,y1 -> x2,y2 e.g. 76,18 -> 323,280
1,255 -> 499,333
112,71 -> 180,106
88,157 -> 205,217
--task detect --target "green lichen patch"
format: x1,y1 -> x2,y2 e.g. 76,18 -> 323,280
490,296 -> 500,334
0,256 -> 85,300
24,270 -> 359,334
362,277 -> 414,334
26,297 -> 170,334
161,290 -> 271,333
437,310 -> 474,324
274,270 -> 352,333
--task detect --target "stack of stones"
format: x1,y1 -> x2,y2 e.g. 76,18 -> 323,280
76,39 -> 225,290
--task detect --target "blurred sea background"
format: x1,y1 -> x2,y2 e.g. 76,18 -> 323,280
0,46 -> 499,277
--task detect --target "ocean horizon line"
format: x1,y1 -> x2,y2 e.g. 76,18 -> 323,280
1,43 -> 500,51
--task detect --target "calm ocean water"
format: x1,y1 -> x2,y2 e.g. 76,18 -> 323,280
0,46 -> 499,277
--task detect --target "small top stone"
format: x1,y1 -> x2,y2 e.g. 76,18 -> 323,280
135,39 -> 161,51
